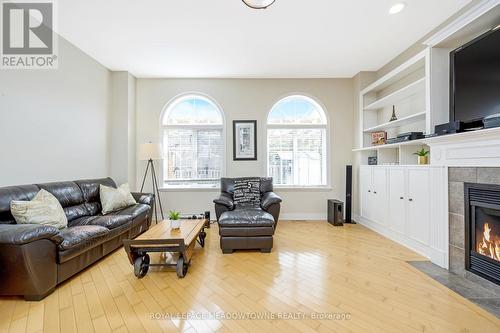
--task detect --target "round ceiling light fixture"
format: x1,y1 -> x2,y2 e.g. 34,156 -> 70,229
242,0 -> 276,9
389,2 -> 406,15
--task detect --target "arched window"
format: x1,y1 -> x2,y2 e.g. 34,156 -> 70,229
267,95 -> 328,186
162,94 -> 224,187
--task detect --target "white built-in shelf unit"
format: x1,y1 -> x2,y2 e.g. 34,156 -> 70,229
354,1 -> 500,166
357,50 -> 432,165
355,40 -> 456,165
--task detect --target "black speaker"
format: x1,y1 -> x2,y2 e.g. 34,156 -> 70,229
345,165 -> 355,224
327,200 -> 344,226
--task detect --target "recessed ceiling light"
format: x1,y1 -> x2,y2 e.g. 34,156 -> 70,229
389,2 -> 406,15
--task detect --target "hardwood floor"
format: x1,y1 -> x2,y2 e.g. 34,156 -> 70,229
1,221 -> 499,333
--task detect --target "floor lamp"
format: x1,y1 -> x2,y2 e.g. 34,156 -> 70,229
139,143 -> 164,223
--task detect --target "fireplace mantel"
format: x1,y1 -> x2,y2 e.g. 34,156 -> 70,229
426,127 -> 500,167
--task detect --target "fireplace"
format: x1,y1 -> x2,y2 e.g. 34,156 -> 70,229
465,183 -> 500,285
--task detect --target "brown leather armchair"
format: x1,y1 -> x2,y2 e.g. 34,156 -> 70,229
213,177 -> 282,254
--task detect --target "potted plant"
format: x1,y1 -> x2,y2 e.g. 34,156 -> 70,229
169,210 -> 181,229
414,148 -> 430,165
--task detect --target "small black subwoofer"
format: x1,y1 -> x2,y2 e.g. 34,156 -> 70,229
328,199 -> 344,226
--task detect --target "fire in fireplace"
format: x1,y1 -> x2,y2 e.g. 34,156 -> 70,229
476,220 -> 500,262
465,183 -> 500,285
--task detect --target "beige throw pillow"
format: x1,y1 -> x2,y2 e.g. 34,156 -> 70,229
11,189 -> 68,229
100,183 -> 136,214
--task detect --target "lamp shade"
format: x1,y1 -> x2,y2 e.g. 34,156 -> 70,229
139,143 -> 162,161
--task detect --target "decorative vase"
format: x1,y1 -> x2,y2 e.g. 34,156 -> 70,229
170,219 -> 181,229
418,156 -> 429,165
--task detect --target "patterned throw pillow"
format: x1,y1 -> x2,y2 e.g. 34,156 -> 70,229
233,178 -> 261,207
11,189 -> 68,229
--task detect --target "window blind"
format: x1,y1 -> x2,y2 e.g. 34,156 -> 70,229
164,129 -> 223,184
268,128 -> 326,186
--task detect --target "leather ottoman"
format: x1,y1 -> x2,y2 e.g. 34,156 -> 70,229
218,208 -> 275,253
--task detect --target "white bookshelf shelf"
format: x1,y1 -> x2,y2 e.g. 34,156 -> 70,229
363,77 -> 425,111
361,51 -> 426,94
363,111 -> 426,133
352,138 -> 427,152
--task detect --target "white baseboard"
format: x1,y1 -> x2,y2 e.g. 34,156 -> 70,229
280,213 -> 327,221
354,214 -> 448,269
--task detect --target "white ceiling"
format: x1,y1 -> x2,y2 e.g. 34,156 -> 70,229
57,0 -> 472,78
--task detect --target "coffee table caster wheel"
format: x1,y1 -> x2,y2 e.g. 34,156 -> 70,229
199,231 -> 206,248
134,254 -> 150,278
176,256 -> 188,278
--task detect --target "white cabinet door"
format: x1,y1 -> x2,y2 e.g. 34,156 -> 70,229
388,168 -> 406,234
407,169 -> 431,244
372,168 -> 388,225
359,167 -> 373,221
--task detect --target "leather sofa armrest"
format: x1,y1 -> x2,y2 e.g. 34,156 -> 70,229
261,192 -> 282,210
213,193 -> 234,210
131,192 -> 155,206
0,224 -> 62,245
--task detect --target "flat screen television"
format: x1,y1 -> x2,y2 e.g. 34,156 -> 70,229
450,26 -> 500,125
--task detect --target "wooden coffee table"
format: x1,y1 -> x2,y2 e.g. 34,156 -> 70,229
123,219 -> 207,278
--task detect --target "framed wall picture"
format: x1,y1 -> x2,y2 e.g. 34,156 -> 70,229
233,120 -> 257,160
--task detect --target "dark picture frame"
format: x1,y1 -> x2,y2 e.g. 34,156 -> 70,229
233,120 -> 257,161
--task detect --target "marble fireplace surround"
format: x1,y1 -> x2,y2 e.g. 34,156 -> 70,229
448,167 -> 500,275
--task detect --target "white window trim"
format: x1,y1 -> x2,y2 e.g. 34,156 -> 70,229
265,93 -> 331,189
160,92 -> 226,189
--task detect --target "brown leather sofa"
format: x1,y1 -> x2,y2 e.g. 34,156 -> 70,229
213,177 -> 282,253
0,177 -> 154,300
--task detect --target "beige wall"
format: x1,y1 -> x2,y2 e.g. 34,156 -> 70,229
0,36 -> 111,186
136,78 -> 354,219
109,72 -> 137,188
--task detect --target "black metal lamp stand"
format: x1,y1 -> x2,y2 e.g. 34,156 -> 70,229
140,159 -> 164,223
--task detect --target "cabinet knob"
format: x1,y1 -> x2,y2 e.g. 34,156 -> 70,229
368,190 -> 371,193
374,191 -> 377,194
400,197 -> 404,200
409,198 -> 413,202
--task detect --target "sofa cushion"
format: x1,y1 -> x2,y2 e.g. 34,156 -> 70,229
69,215 -> 131,230
75,178 -> 117,203
36,181 -> 84,208
0,185 -> 40,224
58,225 -> 109,251
57,225 -> 109,263
64,204 -> 90,222
115,204 -> 149,219
233,178 -> 261,207
219,226 -> 275,237
74,178 -> 117,216
37,181 -> 88,222
220,177 -> 273,195
10,189 -> 68,229
260,177 -> 273,193
219,208 -> 275,228
100,184 -> 136,214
